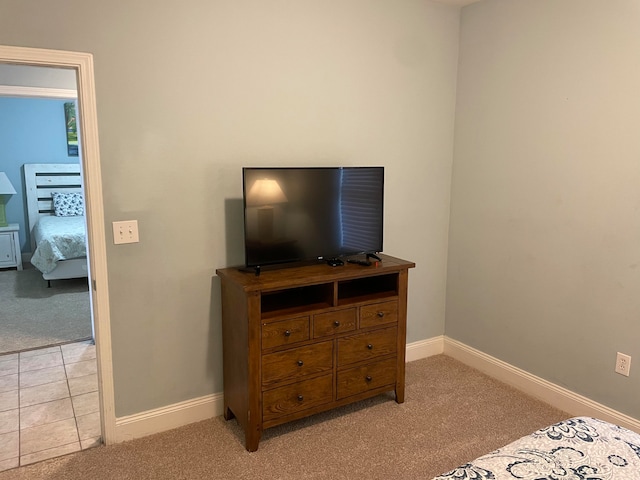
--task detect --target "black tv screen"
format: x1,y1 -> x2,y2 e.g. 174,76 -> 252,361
243,167 -> 384,268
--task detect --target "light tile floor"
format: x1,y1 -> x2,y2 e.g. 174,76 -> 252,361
0,340 -> 101,472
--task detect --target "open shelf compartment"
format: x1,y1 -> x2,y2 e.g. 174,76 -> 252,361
337,273 -> 398,305
261,283 -> 334,319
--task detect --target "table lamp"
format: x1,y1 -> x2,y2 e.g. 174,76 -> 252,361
246,178 -> 288,240
0,172 -> 17,227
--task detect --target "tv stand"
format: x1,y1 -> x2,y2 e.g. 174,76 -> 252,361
217,254 -> 415,451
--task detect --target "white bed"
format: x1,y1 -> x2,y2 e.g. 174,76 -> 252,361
432,417 -> 640,480
24,163 -> 88,285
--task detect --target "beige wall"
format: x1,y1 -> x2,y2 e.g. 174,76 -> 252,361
448,0 -> 640,419
0,1 -> 459,416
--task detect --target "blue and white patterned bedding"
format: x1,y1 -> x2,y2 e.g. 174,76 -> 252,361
433,417 -> 640,480
30,215 -> 87,274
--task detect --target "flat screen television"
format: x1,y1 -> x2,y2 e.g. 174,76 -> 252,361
242,166 -> 384,269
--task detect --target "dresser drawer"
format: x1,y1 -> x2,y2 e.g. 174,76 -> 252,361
360,301 -> 398,328
262,316 -> 310,350
262,341 -> 333,387
313,308 -> 356,338
337,326 -> 397,366
337,357 -> 397,400
263,374 -> 333,422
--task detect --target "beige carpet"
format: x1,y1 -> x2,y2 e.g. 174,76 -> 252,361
0,355 -> 570,480
0,268 -> 92,354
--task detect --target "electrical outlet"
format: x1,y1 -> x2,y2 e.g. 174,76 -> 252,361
112,220 -> 139,245
615,352 -> 631,377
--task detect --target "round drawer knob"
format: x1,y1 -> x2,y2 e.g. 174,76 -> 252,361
297,394 -> 304,401
284,330 -> 291,337
377,311 -> 385,318
334,321 -> 340,327
365,375 -> 372,382
367,344 -> 373,350
297,360 -> 304,367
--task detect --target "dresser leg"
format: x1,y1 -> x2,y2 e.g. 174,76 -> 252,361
223,405 -> 235,421
395,384 -> 405,404
245,426 -> 261,452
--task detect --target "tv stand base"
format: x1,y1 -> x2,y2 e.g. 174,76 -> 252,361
326,258 -> 344,267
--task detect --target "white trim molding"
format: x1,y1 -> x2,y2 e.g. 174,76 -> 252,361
0,85 -> 77,98
444,336 -> 640,434
406,335 -> 444,362
115,393 -> 224,443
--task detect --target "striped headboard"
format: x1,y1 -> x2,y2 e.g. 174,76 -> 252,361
23,163 -> 83,251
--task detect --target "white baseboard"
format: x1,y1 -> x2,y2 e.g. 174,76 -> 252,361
113,335 -> 640,442
406,335 -> 444,361
444,336 -> 640,433
115,393 -> 224,443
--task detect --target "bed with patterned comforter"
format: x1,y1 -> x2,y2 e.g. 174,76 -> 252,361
433,417 -> 640,480
30,215 -> 87,275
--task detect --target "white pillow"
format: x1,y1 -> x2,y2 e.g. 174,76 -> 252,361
52,192 -> 84,217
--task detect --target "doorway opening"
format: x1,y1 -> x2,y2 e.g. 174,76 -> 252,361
0,46 -> 115,471
0,66 -> 91,353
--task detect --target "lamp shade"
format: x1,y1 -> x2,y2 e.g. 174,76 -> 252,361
246,178 -> 287,207
0,172 -> 16,227
0,172 -> 16,195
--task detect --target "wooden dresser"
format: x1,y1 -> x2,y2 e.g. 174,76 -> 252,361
216,254 -> 414,451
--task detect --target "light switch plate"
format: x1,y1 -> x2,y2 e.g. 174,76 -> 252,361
113,220 -> 139,244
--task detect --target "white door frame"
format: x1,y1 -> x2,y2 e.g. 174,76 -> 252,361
0,45 -> 116,444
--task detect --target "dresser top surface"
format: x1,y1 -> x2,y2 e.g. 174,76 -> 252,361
216,254 -> 415,292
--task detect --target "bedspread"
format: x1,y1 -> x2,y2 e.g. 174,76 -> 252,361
433,417 -> 640,480
30,216 -> 87,274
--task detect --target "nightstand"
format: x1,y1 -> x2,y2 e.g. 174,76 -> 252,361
0,224 -> 23,270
